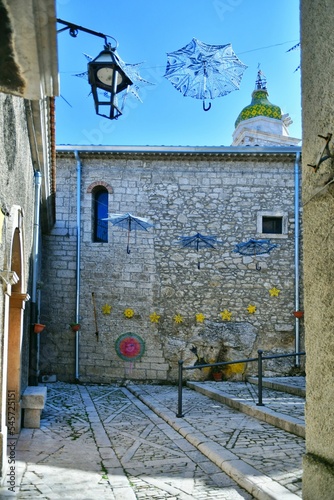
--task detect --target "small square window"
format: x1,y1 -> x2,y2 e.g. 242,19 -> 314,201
257,211 -> 288,238
262,216 -> 283,234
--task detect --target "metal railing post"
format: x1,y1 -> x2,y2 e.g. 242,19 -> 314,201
176,360 -> 184,417
257,349 -> 264,406
177,350 -> 305,415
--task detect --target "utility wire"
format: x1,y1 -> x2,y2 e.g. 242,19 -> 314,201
58,39 -> 300,75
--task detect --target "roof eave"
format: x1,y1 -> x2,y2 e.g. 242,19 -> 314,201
56,144 -> 301,157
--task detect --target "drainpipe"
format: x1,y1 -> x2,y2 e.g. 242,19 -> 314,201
29,170 -> 42,386
294,151 -> 301,366
74,151 -> 81,382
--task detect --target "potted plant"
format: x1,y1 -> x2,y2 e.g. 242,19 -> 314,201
33,323 -> 46,333
211,343 -> 228,381
70,322 -> 81,332
212,365 -> 223,381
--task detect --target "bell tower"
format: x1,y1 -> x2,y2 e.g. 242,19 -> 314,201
232,70 -> 301,147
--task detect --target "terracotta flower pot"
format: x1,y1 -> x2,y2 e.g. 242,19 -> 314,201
34,323 -> 46,333
70,323 -> 81,332
212,371 -> 223,381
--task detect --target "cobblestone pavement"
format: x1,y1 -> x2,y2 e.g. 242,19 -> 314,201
1,383 -> 254,499
260,377 -> 305,391
197,380 -> 305,422
128,383 -> 305,498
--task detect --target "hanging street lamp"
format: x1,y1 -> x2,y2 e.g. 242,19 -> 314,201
57,19 -> 133,120
87,44 -> 133,120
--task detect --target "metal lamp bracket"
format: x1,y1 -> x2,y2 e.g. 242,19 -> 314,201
307,133 -> 334,172
56,19 -> 118,49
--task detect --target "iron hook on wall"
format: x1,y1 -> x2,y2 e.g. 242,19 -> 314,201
307,133 -> 333,172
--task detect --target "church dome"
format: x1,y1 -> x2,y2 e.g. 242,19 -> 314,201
234,71 -> 282,128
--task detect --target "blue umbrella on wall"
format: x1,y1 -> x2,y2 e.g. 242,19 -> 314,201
233,238 -> 278,270
102,212 -> 153,254
177,232 -> 223,269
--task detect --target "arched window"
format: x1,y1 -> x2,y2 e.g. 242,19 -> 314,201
93,187 -> 108,242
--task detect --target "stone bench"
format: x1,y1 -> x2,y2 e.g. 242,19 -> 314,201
21,386 -> 47,428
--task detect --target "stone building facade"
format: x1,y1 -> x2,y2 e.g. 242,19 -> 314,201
0,0 -> 58,482
0,1 -> 333,496
40,145 -> 303,384
0,94 -> 35,465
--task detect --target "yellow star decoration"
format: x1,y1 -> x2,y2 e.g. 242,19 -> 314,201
247,304 -> 257,314
174,314 -> 183,324
269,287 -> 280,297
196,313 -> 205,323
220,309 -> 232,321
149,312 -> 160,323
101,304 -> 112,315
124,308 -> 134,318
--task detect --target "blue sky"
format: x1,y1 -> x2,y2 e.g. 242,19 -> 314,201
55,0 -> 301,147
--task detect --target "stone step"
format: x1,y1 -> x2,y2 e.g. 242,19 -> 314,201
187,380 -> 305,438
129,383 -> 303,500
247,376 -> 306,398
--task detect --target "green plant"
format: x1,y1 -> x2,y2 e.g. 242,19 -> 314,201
211,343 -> 228,374
100,461 -> 108,480
69,322 -> 81,331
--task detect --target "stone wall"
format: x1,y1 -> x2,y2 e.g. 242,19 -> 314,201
0,93 -> 35,477
0,94 -> 35,390
40,149 -> 303,383
301,0 -> 334,497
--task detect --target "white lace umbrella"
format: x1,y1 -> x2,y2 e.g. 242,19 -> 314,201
164,38 -> 247,111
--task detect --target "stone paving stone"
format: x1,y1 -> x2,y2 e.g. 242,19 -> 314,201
128,384 -> 304,498
188,381 -> 305,441
202,381 -> 305,422
85,384 -> 253,499
0,383 -> 254,499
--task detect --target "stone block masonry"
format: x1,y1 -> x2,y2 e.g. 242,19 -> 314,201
40,149 -> 304,383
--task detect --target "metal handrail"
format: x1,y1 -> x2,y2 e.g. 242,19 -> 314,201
176,350 -> 306,417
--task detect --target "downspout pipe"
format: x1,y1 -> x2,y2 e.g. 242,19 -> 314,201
74,151 -> 81,382
29,170 -> 42,386
294,151 -> 301,366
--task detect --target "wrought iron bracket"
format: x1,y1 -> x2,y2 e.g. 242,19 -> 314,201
56,19 -> 118,49
307,133 -> 333,172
